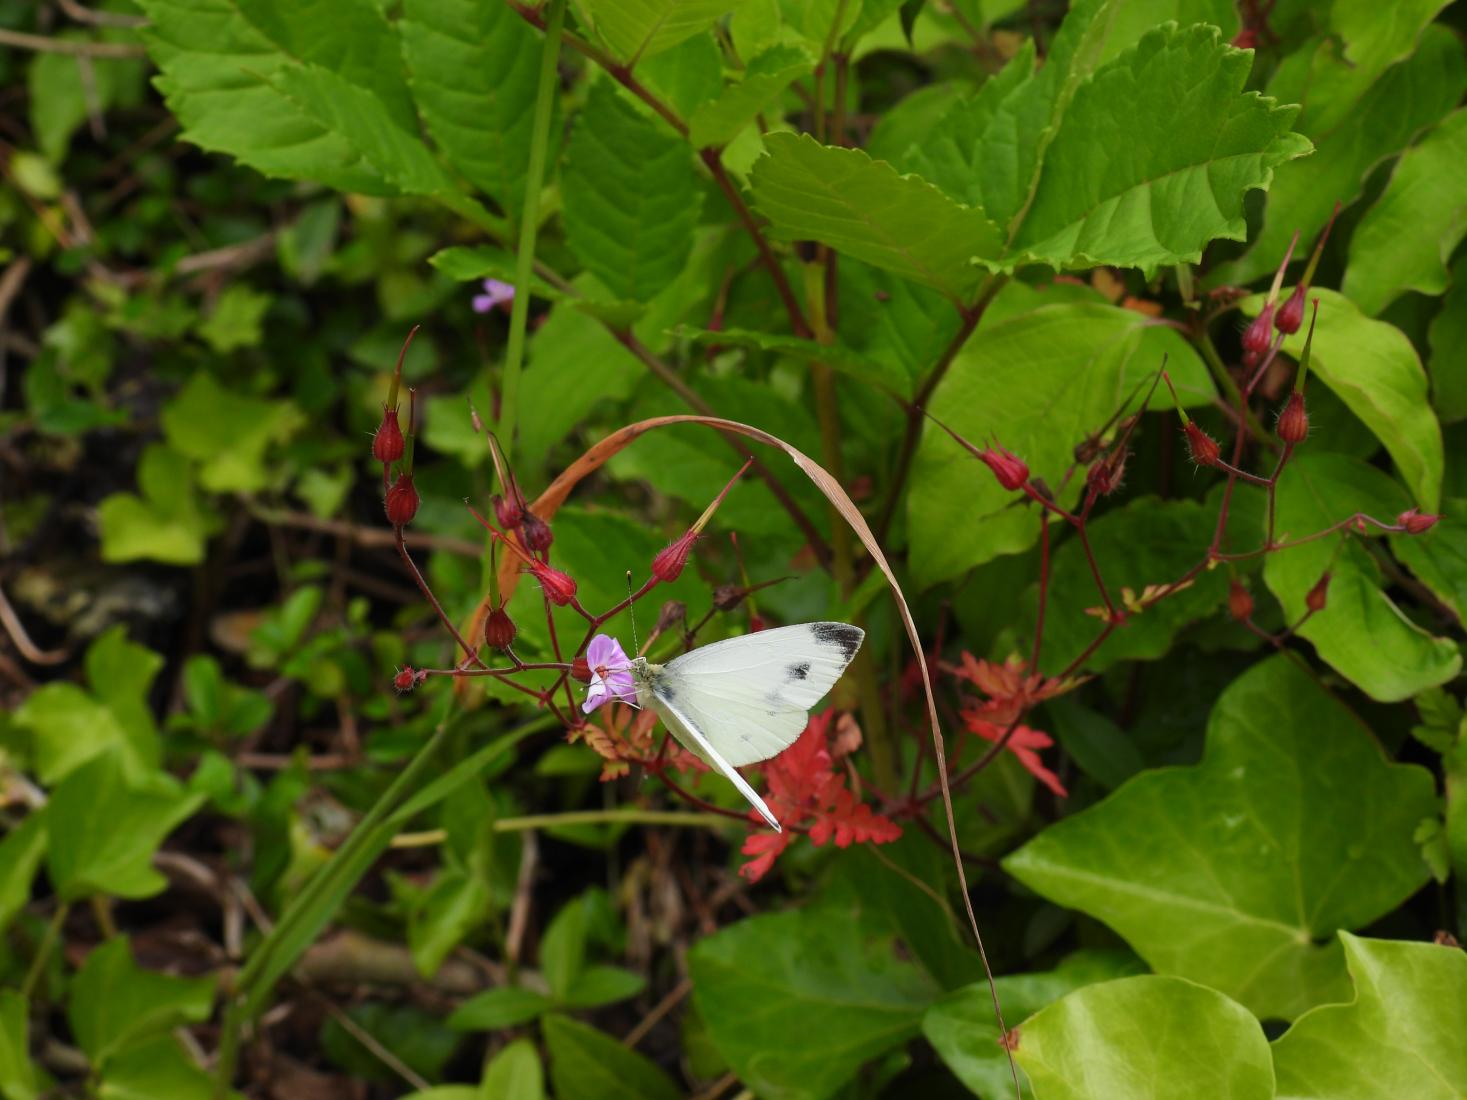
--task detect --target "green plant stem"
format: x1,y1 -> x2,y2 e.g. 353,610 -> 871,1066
497,808 -> 734,830
1193,328 -> 1268,441
498,0 -> 566,467
21,901 -> 68,999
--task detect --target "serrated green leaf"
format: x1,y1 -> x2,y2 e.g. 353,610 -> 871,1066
562,82 -> 702,303
1272,934 -> 1467,1100
401,0 -> 548,220
1008,25 -> 1309,273
0,990 -> 37,1100
688,44 -> 811,148
69,938 -> 215,1065
1004,655 -> 1437,1019
671,324 -> 906,394
749,131 -> 1002,300
1343,108 -> 1467,315
1262,452 -> 1460,700
542,1015 -> 679,1100
582,0 -> 745,63
908,302 -> 1214,587
98,444 -> 215,565
637,31 -> 724,118
689,907 -> 938,1099
139,0 -> 446,196
1016,976 -> 1274,1100
924,951 -> 1144,1100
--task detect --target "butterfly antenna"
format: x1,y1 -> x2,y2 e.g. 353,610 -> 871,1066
626,570 -> 641,655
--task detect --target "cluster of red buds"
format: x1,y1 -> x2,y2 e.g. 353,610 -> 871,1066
375,326 -> 421,529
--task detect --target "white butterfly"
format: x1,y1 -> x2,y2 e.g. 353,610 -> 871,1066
628,622 -> 864,831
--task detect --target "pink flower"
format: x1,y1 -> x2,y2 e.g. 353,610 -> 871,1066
472,278 -> 516,313
582,634 -> 636,714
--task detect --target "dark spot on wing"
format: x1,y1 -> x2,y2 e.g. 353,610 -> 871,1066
813,622 -> 863,663
788,661 -> 811,681
656,682 -> 675,702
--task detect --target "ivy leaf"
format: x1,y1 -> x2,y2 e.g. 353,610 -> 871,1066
1015,976 -> 1274,1100
195,285 -> 272,353
908,302 -> 1214,587
1271,934 -> 1467,1099
98,444 -> 215,566
139,0 -> 448,196
562,82 -> 703,303
689,907 -> 938,1098
688,44 -> 812,148
749,132 -> 1003,301
1004,655 -> 1437,1020
541,1015 -> 679,1100
580,0 -> 746,64
924,950 -> 1144,1098
401,0 -> 549,221
68,938 -> 215,1066
1262,452 -> 1460,701
1342,108 -> 1467,315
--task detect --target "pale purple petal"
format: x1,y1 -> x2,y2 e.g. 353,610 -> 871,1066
472,278 -> 515,313
582,634 -> 637,713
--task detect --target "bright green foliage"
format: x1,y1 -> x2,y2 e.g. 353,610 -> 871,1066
1016,976 -> 1275,1099
162,373 -> 304,493
401,0 -> 548,222
1393,498 -> 1467,620
483,1039 -> 545,1100
689,907 -> 938,1099
750,132 -> 1003,301
581,0 -> 746,62
0,991 -> 37,1100
69,938 -> 215,1065
689,45 -> 812,148
98,1036 -> 224,1100
561,82 -> 703,303
196,285 -> 272,353
1428,254 -> 1467,421
1343,108 -> 1467,315
541,1015 -> 680,1100
0,816 -> 47,937
1005,656 -> 1436,1019
97,444 -> 216,565
924,951 -> 1144,1098
909,301 -> 1213,586
518,306 -> 644,463
1263,453 -> 1460,701
1271,934 -> 1467,1100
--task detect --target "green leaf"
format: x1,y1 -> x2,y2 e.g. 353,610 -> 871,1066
749,131 -> 1003,300
1343,109 -> 1467,315
1272,934 -> 1467,1099
162,372 -> 305,493
408,868 -> 491,978
541,894 -> 590,999
908,302 -> 1214,587
69,938 -> 215,1065
98,444 -> 214,565
1003,655 -> 1437,1020
0,815 -> 46,937
1394,498 -> 1467,622
0,990 -> 38,1100
562,965 -> 646,1008
689,907 -> 938,1099
637,31 -> 724,118
1249,289 -> 1443,510
98,1036 -> 222,1100
541,1015 -> 679,1100
139,0 -> 448,196
195,285 -> 272,353
448,986 -> 552,1031
581,0 -> 746,63
924,951 -> 1144,1100
835,261 -> 962,395
1036,497 -> 1229,674
46,752 -> 204,902
1016,976 -> 1274,1100
400,0 -> 548,220
1262,452 -> 1460,701
1220,22 -> 1467,287
483,1038 -> 545,1100
670,324 -> 905,395
562,82 -> 703,303
688,44 -> 812,148
1428,254 -> 1467,422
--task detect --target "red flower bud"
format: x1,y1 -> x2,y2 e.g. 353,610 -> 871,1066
1183,422 -> 1220,467
1305,572 -> 1330,613
484,607 -> 517,650
1397,509 -> 1441,535
385,472 -> 420,527
1086,450 -> 1127,497
571,654 -> 592,683
713,584 -> 744,611
1228,579 -> 1253,621
1275,285 -> 1306,335
976,443 -> 1029,491
1243,306 -> 1275,357
529,560 -> 577,606
1276,391 -> 1309,444
521,512 -> 553,553
493,494 -> 522,529
652,530 -> 698,582
372,405 -> 404,463
393,666 -> 424,693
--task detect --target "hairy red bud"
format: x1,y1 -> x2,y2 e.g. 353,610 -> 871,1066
372,405 -> 404,463
529,560 -> 577,606
521,512 -> 554,553
1305,572 -> 1331,613
1276,391 -> 1309,444
393,666 -> 424,693
1397,509 -> 1441,535
484,607 -> 517,650
1243,306 -> 1275,357
571,655 -> 592,683
1183,422 -> 1221,467
712,583 -> 745,611
976,443 -> 1029,491
1275,285 -> 1306,335
1086,449 -> 1128,497
385,472 -> 420,527
652,530 -> 698,582
493,494 -> 522,529
654,600 -> 686,635
1228,579 -> 1254,622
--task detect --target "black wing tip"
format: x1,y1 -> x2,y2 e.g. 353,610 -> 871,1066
812,621 -> 864,663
